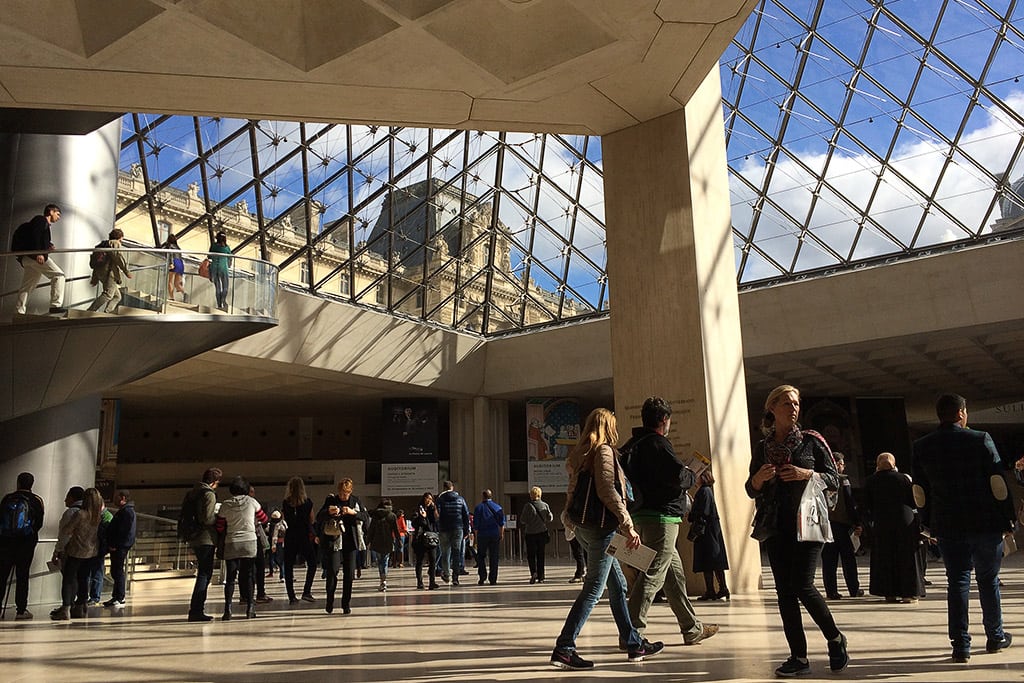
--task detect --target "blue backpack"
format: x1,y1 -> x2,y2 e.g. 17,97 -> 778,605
0,494 -> 34,537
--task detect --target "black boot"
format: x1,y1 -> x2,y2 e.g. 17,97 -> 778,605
246,602 -> 256,619
222,606 -> 232,621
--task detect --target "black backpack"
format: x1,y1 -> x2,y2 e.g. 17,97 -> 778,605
10,221 -> 32,254
176,488 -> 202,541
89,240 -> 111,270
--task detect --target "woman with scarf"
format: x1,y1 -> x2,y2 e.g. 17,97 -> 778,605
317,478 -> 368,614
746,384 -> 848,677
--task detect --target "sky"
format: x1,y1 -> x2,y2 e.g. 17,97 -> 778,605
117,0 -> 1024,325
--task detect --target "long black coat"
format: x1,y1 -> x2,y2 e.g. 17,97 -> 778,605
689,484 -> 729,572
863,469 -> 924,598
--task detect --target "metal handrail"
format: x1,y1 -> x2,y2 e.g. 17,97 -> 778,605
2,245 -> 279,319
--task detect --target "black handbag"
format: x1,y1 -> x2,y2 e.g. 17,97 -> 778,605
566,453 -> 623,532
418,530 -> 439,547
750,495 -> 778,542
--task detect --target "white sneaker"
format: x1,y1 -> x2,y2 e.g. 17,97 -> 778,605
104,599 -> 125,608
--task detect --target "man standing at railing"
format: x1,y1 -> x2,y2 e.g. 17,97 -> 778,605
0,472 -> 45,620
12,204 -> 66,315
104,490 -> 136,609
182,467 -> 221,623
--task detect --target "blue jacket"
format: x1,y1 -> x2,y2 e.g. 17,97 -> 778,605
473,500 -> 505,538
436,490 -> 469,534
912,423 -> 1014,536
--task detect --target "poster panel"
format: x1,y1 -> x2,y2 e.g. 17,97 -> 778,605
526,398 -> 579,490
382,398 -> 438,463
382,463 -> 439,497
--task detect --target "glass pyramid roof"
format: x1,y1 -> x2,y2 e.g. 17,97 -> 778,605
115,0 -> 1024,335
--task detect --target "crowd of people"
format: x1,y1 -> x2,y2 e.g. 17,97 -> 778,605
2,388 -> 1020,678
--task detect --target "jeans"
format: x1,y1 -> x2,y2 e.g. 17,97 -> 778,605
821,522 -> 860,596
109,548 -> 128,602
628,519 -> 701,639
224,557 -> 255,609
86,555 -> 104,602
439,528 -> 464,580
938,533 -> 1005,652
189,544 -> 216,617
0,537 -> 37,612
525,532 -> 548,580
555,526 -> 642,653
477,534 -> 500,584
212,268 -> 229,308
377,550 -> 390,581
765,533 -> 841,658
283,537 -> 316,600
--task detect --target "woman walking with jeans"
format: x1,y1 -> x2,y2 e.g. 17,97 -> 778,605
550,408 -> 663,670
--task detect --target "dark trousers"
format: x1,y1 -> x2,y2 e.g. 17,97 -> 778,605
224,557 -> 255,609
477,534 -> 501,584
525,532 -> 548,580
415,545 -> 438,588
253,548 -> 267,597
188,544 -> 216,617
109,548 -> 129,602
765,533 -> 841,658
283,538 -> 316,600
60,556 -> 88,608
569,537 -> 586,578
0,537 -> 37,613
323,548 -> 356,610
821,522 -> 860,596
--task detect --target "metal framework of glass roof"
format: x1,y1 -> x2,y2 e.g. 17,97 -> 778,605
116,0 -> 1024,336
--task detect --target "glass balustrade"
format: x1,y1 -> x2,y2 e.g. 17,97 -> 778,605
1,244 -> 278,320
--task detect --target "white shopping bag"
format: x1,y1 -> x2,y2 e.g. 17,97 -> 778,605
797,473 -> 833,543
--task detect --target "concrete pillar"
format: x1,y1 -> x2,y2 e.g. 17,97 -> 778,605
602,66 -> 760,593
0,396 -> 99,608
0,118 -> 122,318
449,397 -> 510,506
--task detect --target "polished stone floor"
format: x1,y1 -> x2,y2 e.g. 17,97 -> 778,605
2,552 -> 1023,682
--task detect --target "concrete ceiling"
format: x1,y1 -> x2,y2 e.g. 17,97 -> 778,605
0,0 -> 757,135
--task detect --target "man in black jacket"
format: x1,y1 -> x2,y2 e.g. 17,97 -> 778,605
621,397 -> 718,647
13,204 -> 66,315
104,490 -> 136,608
0,472 -> 45,619
912,394 -> 1014,663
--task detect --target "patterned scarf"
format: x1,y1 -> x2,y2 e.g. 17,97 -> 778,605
764,426 -> 803,467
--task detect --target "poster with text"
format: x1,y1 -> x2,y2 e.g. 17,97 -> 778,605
526,397 -> 579,490
382,462 -> 439,498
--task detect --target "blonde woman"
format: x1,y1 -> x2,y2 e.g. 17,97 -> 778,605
550,408 -> 663,670
521,486 -> 553,584
316,478 -> 368,614
746,384 -> 847,677
51,488 -> 103,620
282,476 -> 316,604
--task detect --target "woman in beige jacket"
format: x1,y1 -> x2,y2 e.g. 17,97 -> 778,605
550,408 -> 664,670
51,488 -> 103,620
